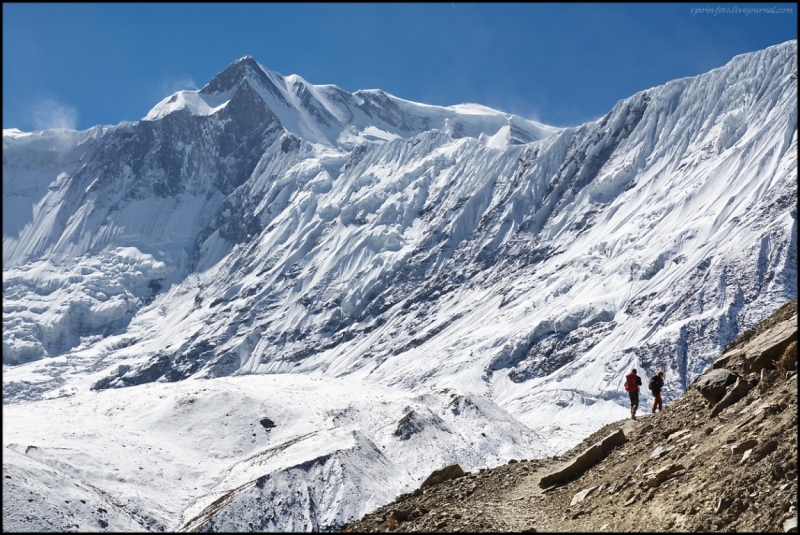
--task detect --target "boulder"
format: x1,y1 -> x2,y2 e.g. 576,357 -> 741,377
712,349 -> 745,370
784,516 -> 798,533
610,480 -> 626,494
387,507 -> 413,523
741,317 -> 798,373
570,486 -> 598,506
420,462 -> 465,489
259,417 -> 276,430
599,429 -> 628,452
710,378 -> 756,417
645,463 -> 685,487
650,445 -> 675,459
731,439 -> 758,456
670,469 -> 687,480
695,368 -> 739,405
666,429 -> 691,442
660,426 -> 680,439
538,430 -> 626,488
540,446 -> 605,489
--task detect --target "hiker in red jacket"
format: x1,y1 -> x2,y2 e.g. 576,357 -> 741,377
624,368 -> 642,420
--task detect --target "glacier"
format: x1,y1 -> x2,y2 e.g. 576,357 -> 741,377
3,41 -> 797,531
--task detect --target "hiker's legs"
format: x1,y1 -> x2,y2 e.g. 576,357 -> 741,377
653,393 -> 662,412
629,392 -> 639,419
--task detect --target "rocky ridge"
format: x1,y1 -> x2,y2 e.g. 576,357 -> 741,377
341,299 -> 798,532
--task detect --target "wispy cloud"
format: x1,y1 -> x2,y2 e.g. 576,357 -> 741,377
484,93 -> 547,124
30,97 -> 79,130
156,75 -> 198,100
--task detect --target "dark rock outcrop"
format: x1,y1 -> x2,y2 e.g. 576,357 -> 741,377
394,411 -> 423,440
695,368 -> 739,405
710,377 -> 756,417
420,463 -> 465,489
259,417 -> 276,430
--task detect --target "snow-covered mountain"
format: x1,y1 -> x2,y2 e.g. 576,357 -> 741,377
3,41 -> 797,531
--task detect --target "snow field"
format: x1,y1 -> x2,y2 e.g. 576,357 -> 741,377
3,374 -> 549,531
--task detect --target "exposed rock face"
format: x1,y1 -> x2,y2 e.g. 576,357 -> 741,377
716,309 -> 799,373
706,313 -> 798,418
649,445 -> 674,459
392,410 -> 449,441
741,317 -> 798,373
711,349 -> 745,370
394,411 -> 423,440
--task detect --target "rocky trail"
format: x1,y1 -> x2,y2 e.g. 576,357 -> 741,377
341,299 -> 798,532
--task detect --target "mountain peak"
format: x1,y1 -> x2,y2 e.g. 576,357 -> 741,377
200,55 -> 272,95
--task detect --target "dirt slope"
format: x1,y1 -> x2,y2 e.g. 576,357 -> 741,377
341,299 -> 798,533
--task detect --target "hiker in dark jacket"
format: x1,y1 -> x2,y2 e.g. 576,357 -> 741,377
650,370 -> 665,413
624,368 -> 642,420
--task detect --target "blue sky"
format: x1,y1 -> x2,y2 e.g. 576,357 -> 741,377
3,3 -> 796,131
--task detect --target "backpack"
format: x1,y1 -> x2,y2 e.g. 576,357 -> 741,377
624,373 -> 638,393
649,376 -> 662,393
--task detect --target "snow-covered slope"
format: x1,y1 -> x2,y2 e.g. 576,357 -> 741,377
3,375 -> 548,532
3,41 -> 797,531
